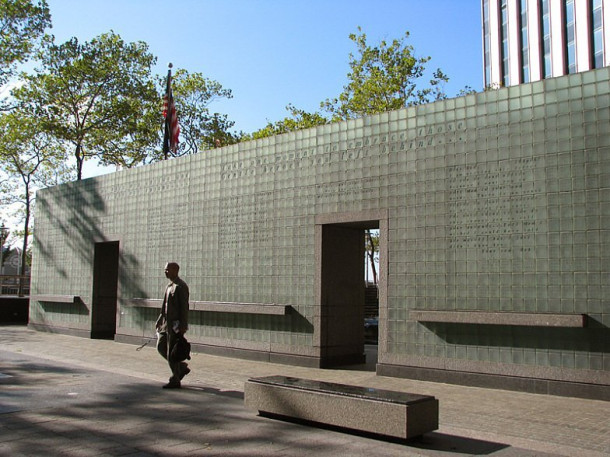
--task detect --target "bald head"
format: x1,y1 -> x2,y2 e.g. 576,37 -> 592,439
164,262 -> 180,280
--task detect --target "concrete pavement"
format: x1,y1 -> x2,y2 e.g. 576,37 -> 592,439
0,325 -> 608,456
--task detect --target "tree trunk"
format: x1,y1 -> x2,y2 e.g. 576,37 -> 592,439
366,230 -> 378,285
75,143 -> 84,180
19,192 -> 30,296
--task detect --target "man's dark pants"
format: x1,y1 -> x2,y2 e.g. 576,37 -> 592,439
157,331 -> 187,383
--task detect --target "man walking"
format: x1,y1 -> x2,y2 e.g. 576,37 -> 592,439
156,262 -> 190,388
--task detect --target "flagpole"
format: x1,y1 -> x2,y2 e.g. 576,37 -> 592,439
162,63 -> 173,160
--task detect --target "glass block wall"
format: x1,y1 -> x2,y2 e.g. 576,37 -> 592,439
30,67 -> 610,389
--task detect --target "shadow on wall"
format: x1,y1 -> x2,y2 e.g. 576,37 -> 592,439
130,307 -> 315,339
423,322 -> 610,354
34,179 -> 148,303
195,310 -> 314,334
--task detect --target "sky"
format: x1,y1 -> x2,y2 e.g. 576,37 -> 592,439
44,0 -> 483,178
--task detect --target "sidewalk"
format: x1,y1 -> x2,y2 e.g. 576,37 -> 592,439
1,325 -> 608,457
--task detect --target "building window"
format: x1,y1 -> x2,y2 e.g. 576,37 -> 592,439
483,0 -> 492,86
592,0 -> 604,68
520,0 -> 530,82
565,0 -> 577,73
541,0 -> 552,78
501,0 -> 510,86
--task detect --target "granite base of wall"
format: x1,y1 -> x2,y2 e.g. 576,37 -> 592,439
114,333 -> 324,368
115,331 -> 367,368
377,363 -> 610,402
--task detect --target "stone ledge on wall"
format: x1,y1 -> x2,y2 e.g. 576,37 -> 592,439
410,310 -> 588,327
123,298 -> 291,315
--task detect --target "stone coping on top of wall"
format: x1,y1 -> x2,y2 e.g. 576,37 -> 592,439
30,294 -> 82,304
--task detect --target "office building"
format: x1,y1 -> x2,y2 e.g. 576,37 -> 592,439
483,0 -> 610,87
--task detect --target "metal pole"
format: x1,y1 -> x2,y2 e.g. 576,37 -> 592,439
162,63 -> 173,160
0,224 -> 8,275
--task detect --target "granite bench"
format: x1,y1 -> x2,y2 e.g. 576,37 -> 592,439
244,375 -> 439,440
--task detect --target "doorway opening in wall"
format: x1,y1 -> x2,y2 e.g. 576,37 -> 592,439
317,213 -> 385,372
91,241 -> 119,339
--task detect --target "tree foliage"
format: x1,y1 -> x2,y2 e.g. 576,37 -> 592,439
0,110 -> 69,276
321,27 -> 449,121
248,27 -> 453,140
0,0 -> 51,87
247,104 -> 327,140
13,32 -> 158,179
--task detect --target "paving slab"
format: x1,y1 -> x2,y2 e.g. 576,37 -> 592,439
0,325 -> 608,456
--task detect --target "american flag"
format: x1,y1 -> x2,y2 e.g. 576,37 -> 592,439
163,67 -> 180,158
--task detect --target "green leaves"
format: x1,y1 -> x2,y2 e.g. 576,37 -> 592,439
0,0 -> 51,86
322,27 -> 449,121
14,31 -> 159,179
0,109 -> 70,268
0,109 -> 69,185
250,27 -> 453,140
6,24 -> 240,173
248,104 -> 327,140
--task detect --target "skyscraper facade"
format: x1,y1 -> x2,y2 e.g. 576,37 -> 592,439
483,0 -> 609,87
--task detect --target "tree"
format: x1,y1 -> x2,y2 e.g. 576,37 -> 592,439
365,229 -> 379,285
13,32 -> 158,179
0,0 -> 51,88
243,27 -> 454,139
458,85 -> 478,96
151,68 -> 239,161
321,27 -> 449,121
247,104 -> 328,140
0,110 -> 69,292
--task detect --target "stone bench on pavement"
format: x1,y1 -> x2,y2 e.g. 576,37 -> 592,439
244,375 -> 439,440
